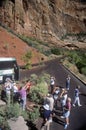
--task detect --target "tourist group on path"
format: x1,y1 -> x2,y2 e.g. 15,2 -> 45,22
0,74 -> 82,130
41,75 -> 82,130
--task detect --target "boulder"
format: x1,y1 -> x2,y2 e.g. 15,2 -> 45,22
8,116 -> 28,130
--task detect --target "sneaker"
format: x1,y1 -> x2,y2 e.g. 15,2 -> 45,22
73,104 -> 75,107
64,124 -> 68,129
67,88 -> 69,90
78,104 -> 82,107
61,116 -> 65,119
49,118 -> 52,123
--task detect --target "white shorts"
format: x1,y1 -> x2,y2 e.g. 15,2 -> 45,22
64,111 -> 70,118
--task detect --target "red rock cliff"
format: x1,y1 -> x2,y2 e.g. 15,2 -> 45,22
0,0 -> 86,44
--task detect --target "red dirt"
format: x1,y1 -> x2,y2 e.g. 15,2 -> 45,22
0,26 -> 46,66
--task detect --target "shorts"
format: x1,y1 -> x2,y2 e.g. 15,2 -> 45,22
64,111 -> 70,118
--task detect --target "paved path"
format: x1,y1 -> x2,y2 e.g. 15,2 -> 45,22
20,58 -> 86,130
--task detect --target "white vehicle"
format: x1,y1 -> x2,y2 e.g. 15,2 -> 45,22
0,57 -> 19,83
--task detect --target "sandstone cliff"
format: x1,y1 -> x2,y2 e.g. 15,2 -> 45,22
0,0 -> 86,44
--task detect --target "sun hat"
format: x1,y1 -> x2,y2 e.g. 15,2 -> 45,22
43,104 -> 50,110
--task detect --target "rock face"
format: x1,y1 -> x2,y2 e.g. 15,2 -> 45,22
0,0 -> 86,44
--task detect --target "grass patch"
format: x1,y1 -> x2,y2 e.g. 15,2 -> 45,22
62,49 -> 86,78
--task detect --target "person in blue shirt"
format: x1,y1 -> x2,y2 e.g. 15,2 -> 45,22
66,75 -> 71,90
73,85 -> 82,107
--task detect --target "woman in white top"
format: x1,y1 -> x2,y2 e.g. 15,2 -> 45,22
12,82 -> 18,93
12,82 -> 19,103
4,78 -> 12,104
60,88 -> 68,114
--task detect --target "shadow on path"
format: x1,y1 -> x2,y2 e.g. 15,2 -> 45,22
53,116 -> 64,126
26,121 -> 38,130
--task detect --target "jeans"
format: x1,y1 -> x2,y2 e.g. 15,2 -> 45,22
21,96 -> 26,110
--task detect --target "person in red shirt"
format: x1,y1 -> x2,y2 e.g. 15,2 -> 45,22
61,97 -> 72,129
24,80 -> 32,93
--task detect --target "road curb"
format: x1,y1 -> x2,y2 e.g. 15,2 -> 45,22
61,63 -> 86,86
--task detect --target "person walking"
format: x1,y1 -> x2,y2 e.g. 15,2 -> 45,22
66,75 -> 71,90
73,85 -> 82,107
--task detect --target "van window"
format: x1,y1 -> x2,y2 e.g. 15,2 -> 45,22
0,57 -> 19,83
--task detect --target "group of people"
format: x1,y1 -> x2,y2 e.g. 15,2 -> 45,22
41,75 -> 82,130
1,75 -> 82,129
1,78 -> 31,111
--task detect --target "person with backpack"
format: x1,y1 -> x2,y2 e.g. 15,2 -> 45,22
61,97 -> 72,129
41,104 -> 53,130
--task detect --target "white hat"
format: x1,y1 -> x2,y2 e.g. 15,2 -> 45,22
6,78 -> 12,82
43,104 -> 50,110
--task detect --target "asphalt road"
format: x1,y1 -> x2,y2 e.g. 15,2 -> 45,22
20,58 -> 86,130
